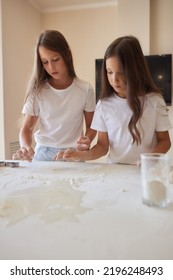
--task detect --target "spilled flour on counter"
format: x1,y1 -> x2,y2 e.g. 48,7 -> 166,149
0,162 -> 112,226
0,180 -> 89,226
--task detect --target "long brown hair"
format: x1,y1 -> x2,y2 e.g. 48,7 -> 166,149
25,30 -> 76,101
101,35 -> 161,145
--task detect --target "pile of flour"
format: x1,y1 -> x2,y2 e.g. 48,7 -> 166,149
146,180 -> 166,203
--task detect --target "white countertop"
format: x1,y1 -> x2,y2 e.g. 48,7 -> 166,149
0,160 -> 173,260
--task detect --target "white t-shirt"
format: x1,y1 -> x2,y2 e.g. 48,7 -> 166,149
91,93 -> 172,164
22,78 -> 95,148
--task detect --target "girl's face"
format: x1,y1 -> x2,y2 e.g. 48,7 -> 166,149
106,56 -> 127,98
38,46 -> 69,80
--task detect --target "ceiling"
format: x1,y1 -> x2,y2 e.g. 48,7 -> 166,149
28,0 -> 117,13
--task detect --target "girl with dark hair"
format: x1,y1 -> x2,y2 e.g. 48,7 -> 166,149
13,30 -> 96,161
57,35 -> 172,165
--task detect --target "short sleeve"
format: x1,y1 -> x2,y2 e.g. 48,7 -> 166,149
91,100 -> 107,132
155,97 -> 172,131
22,94 -> 40,116
84,83 -> 96,112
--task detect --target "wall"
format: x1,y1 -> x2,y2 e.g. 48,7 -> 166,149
117,0 -> 150,54
0,0 -> 4,159
0,0 -> 41,159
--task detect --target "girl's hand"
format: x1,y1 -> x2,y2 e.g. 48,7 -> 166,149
64,149 -> 82,161
54,150 -> 65,161
55,149 -> 82,162
76,135 -> 91,151
12,147 -> 34,162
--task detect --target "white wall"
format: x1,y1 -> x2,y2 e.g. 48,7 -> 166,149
117,0 -> 150,54
0,0 -> 41,159
0,0 -> 5,159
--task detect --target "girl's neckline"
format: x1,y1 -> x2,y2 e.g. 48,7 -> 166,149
115,92 -> 127,99
48,77 -> 74,90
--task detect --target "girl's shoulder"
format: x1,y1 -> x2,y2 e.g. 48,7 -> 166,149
143,92 -> 167,109
144,92 -> 165,103
73,77 -> 93,90
98,94 -> 124,106
96,95 -> 118,110
25,84 -> 50,104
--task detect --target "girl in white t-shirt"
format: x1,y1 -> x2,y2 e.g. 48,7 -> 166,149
13,30 -> 96,161
58,35 -> 172,165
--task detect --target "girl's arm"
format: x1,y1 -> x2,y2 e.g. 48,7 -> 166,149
151,131 -> 171,153
76,111 -> 97,150
13,115 -> 38,161
60,131 -> 109,161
